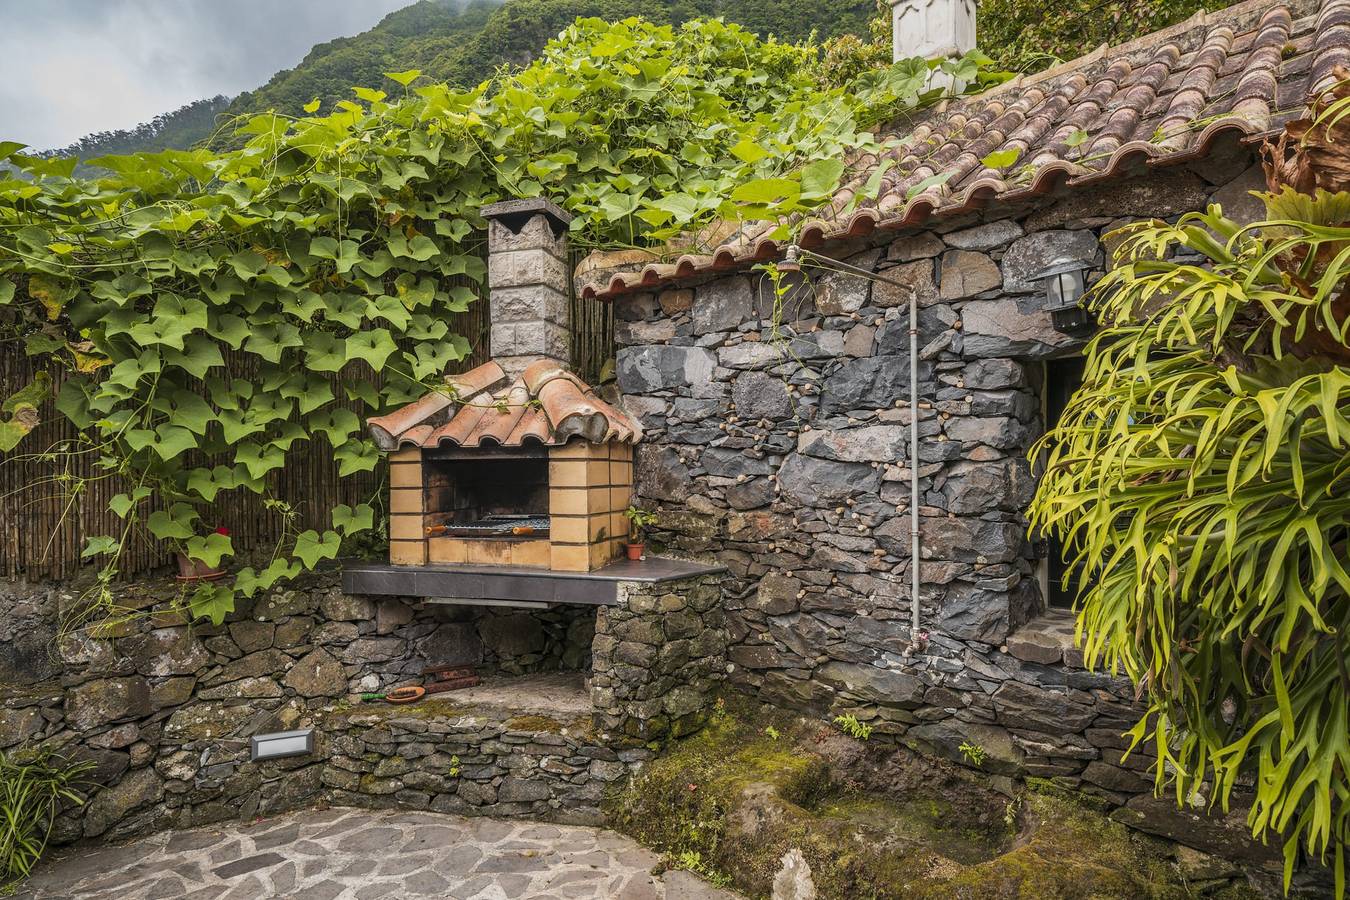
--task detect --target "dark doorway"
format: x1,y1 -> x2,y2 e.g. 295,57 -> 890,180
1043,356 -> 1087,609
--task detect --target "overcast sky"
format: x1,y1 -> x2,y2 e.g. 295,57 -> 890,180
0,0 -> 413,150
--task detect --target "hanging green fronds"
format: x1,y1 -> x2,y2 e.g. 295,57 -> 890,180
1029,77 -> 1350,896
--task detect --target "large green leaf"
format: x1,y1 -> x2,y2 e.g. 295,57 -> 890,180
332,502 -> 375,535
292,529 -> 341,568
146,503 -> 198,540
344,328 -> 398,369
184,532 -> 233,568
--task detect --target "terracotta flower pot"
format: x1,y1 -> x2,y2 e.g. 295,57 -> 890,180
625,542 -> 645,561
174,552 -> 226,582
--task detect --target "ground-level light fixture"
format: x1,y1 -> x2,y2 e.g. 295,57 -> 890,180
250,728 -> 315,761
1033,257 -> 1093,334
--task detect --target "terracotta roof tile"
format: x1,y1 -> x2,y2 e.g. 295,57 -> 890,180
367,360 -> 641,451
579,0 -> 1341,300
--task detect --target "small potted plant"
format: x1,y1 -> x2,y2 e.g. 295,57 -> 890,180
175,526 -> 231,582
623,505 -> 657,561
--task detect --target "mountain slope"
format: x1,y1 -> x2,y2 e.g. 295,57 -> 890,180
227,0 -> 876,120
40,95 -> 232,161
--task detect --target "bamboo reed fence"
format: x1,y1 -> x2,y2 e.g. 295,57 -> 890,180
0,268 -> 613,582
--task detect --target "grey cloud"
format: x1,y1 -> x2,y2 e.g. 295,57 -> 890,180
0,0 -> 411,149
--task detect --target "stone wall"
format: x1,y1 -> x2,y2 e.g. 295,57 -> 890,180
0,569 -> 724,842
609,156 -> 1279,862
591,577 -> 728,743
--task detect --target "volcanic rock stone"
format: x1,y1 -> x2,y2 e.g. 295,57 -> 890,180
843,323 -> 875,357
938,250 -> 1001,300
752,574 -> 802,615
0,706 -> 43,747
813,269 -> 869,315
83,768 -> 164,837
944,219 -> 1023,251
636,445 -> 691,502
67,677 -> 151,730
617,345 -> 717,395
959,296 -> 1077,358
319,592 -> 376,622
228,621 -> 274,654
961,359 -> 1027,390
733,371 -> 792,420
941,458 -> 1035,514
888,232 -> 945,261
816,661 -> 924,708
935,581 -> 1013,643
659,289 -> 694,315
882,516 -> 1024,563
120,627 -> 209,677
993,680 -> 1096,732
725,478 -> 774,510
798,425 -> 907,464
692,276 -> 754,334
820,356 -> 928,415
163,701 -> 256,742
871,259 -> 939,308
943,416 -> 1035,451
283,648 -> 346,698
777,453 -> 882,506
149,676 -> 197,710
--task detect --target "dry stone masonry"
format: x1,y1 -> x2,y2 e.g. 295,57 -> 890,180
0,570 -> 724,841
610,160 -> 1279,863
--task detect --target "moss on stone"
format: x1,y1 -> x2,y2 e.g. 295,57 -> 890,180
607,701 -> 1261,899
504,714 -> 567,734
323,697 -> 468,723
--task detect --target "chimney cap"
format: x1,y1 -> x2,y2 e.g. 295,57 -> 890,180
482,197 -> 573,236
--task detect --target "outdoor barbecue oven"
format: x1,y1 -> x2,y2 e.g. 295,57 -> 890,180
367,358 -> 640,572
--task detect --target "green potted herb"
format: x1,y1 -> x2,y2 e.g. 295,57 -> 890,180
623,505 -> 657,561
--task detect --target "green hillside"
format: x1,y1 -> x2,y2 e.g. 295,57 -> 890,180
227,0 -> 877,120
47,0 -> 1232,161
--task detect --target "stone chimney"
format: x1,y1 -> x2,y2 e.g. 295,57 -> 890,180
889,0 -> 975,64
483,198 -> 574,378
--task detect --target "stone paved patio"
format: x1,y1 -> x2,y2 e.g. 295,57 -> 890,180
15,806 -> 739,900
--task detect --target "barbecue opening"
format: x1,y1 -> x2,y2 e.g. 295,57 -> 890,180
423,448 -> 551,540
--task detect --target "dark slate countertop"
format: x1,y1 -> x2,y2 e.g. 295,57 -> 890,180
341,557 -> 727,607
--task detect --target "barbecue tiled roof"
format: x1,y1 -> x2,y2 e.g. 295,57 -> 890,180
579,0 -> 1349,300
367,360 -> 641,450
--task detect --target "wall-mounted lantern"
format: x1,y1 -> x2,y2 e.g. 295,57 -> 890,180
1033,258 -> 1094,334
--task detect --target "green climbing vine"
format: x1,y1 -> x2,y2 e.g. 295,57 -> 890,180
0,16 -> 1004,625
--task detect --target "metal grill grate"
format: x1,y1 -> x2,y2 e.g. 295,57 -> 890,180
443,515 -> 550,536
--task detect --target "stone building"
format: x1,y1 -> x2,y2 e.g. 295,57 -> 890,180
577,0 -> 1346,854
0,0 -> 1344,883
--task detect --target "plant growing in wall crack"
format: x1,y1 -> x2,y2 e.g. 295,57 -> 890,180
958,741 -> 986,768
0,747 -> 93,890
832,713 -> 872,741
1029,75 -> 1350,894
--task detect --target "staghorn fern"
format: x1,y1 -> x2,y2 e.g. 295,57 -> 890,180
1029,75 -> 1350,896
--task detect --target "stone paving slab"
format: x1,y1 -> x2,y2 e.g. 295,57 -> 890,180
15,806 -> 740,900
